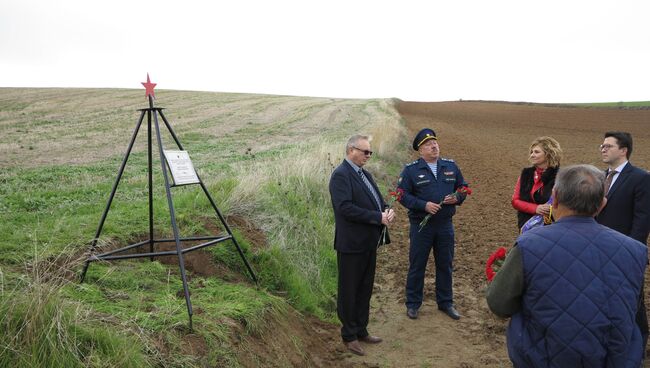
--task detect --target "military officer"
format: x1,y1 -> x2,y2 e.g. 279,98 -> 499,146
397,128 -> 469,320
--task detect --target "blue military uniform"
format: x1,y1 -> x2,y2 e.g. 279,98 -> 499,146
398,129 -> 468,315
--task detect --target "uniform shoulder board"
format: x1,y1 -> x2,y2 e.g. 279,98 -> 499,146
441,157 -> 455,163
406,160 -> 419,167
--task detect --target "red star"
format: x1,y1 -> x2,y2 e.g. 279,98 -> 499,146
141,73 -> 156,98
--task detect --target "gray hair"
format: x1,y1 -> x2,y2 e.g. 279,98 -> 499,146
346,134 -> 370,152
554,164 -> 606,216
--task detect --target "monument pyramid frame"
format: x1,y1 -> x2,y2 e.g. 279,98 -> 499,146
79,78 -> 257,329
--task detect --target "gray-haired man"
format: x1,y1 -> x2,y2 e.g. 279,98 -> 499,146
329,134 -> 395,356
487,164 -> 647,367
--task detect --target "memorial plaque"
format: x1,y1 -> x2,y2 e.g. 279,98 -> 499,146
163,150 -> 200,185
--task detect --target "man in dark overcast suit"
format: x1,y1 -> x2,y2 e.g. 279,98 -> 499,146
596,131 -> 650,245
595,131 -> 650,352
329,134 -> 394,356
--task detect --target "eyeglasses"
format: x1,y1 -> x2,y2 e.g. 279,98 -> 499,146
352,146 -> 373,156
599,144 -> 616,151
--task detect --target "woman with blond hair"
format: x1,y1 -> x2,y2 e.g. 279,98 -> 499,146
512,136 -> 562,230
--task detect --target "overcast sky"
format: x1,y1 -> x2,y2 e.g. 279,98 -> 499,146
1,0 -> 648,102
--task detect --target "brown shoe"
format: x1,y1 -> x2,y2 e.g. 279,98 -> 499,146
359,335 -> 382,344
344,340 -> 365,356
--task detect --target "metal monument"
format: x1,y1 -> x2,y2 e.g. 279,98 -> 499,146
79,75 -> 257,329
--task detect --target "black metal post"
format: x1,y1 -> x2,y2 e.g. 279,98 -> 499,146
80,109 -> 146,283
148,109 -> 154,261
152,106 -> 194,330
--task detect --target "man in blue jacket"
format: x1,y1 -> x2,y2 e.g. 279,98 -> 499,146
398,128 -> 469,320
487,164 -> 647,367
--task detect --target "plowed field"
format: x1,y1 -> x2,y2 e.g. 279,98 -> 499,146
338,101 -> 650,367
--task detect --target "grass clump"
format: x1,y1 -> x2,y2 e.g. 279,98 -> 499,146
0,261 -> 152,368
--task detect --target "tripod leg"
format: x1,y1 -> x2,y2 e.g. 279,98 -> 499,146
153,110 -> 193,328
160,109 -> 257,283
158,110 -> 185,149
148,109 -> 155,261
80,110 -> 146,283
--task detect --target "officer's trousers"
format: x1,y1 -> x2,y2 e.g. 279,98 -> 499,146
405,219 -> 454,310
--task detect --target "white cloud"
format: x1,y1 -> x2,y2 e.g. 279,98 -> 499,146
1,0 -> 648,102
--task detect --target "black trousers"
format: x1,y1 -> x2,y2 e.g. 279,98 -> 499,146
337,249 -> 377,342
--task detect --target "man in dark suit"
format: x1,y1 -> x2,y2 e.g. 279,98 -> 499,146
595,131 -> 650,352
329,134 -> 394,356
596,131 -> 650,244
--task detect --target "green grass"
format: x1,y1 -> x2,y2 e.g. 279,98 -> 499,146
0,268 -> 153,368
66,261 -> 286,366
0,88 -> 409,365
569,101 -> 650,108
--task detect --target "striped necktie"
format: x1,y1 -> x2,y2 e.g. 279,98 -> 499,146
358,169 -> 382,210
605,169 -> 618,195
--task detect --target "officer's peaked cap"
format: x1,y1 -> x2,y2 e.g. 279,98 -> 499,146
412,128 -> 437,150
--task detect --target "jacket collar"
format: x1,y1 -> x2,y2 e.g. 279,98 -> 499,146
606,162 -> 633,198
555,216 -> 597,225
608,160 -> 629,175
417,157 -> 448,179
345,158 -> 362,173
417,157 -> 446,169
343,159 -> 381,208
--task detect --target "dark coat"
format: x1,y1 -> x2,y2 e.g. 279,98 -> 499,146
516,166 -> 558,229
596,163 -> 650,244
329,160 -> 388,253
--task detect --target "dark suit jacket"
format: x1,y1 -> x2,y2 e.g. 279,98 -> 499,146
596,162 -> 650,244
329,160 -> 388,253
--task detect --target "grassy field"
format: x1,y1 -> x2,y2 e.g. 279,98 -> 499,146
569,101 -> 650,108
0,88 -> 409,367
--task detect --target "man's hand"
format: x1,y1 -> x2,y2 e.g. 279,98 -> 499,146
381,209 -> 395,226
425,201 -> 442,215
442,194 -> 459,205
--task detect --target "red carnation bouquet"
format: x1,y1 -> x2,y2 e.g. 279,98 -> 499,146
378,188 -> 404,248
418,185 -> 472,232
485,247 -> 508,282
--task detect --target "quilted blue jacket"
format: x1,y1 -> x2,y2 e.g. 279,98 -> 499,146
508,216 -> 647,367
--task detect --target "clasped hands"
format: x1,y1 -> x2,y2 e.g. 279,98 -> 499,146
381,208 -> 395,226
536,203 -> 551,216
425,194 -> 458,215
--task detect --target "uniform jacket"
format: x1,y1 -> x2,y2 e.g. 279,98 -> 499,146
508,216 -> 647,367
595,162 -> 650,244
397,157 -> 467,223
329,160 -> 387,253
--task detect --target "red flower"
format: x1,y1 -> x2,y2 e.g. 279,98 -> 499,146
456,186 -> 472,196
388,188 -> 404,207
485,247 -> 508,282
419,185 -> 472,232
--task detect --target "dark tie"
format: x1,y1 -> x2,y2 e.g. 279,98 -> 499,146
358,169 -> 382,210
605,170 -> 618,195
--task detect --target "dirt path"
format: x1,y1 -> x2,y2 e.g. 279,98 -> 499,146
342,203 -> 509,368
336,101 -> 650,367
